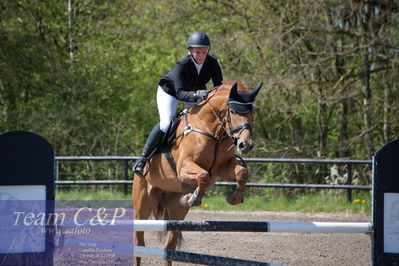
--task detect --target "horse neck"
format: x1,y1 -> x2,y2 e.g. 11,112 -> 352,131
189,94 -> 227,135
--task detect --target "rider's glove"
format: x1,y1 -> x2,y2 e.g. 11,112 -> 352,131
193,90 -> 208,100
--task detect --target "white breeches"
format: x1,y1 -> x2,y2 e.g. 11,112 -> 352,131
157,86 -> 199,132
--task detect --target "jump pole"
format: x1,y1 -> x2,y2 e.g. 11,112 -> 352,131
61,219 -> 372,233
131,220 -> 372,234
58,236 -> 281,266
134,245 -> 281,266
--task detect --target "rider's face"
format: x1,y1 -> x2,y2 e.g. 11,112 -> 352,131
189,47 -> 209,65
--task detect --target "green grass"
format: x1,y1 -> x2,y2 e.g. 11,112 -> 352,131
56,188 -> 371,215
193,194 -> 371,215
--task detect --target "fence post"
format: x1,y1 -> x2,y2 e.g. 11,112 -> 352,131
346,163 -> 353,203
55,160 -> 59,185
124,159 -> 129,195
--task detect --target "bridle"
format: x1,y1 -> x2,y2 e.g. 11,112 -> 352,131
179,87 -> 252,147
225,106 -> 252,145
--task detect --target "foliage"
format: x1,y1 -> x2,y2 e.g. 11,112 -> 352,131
1,1 -> 398,185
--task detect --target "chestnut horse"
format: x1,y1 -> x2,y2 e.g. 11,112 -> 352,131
132,80 -> 262,265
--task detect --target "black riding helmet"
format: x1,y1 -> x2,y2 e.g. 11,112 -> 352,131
187,32 -> 211,48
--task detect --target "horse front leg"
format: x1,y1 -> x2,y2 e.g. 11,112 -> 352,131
227,163 -> 249,204
178,160 -> 210,207
218,157 -> 249,205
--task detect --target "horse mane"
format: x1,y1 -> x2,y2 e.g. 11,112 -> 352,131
220,80 -> 248,92
190,80 -> 248,114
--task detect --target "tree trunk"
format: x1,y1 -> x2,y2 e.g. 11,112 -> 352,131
359,4 -> 375,157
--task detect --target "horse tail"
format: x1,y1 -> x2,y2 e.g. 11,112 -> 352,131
152,198 -> 184,249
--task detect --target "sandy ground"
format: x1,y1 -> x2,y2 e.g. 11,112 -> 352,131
139,210 -> 371,266
51,208 -> 371,266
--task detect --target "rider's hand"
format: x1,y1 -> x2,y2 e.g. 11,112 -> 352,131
194,90 -> 208,100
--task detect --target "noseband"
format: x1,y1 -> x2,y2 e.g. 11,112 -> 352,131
226,107 -> 252,145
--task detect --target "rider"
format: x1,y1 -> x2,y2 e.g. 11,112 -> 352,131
133,31 -> 224,178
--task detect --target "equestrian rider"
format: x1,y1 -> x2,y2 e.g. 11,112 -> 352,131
133,31 -> 223,177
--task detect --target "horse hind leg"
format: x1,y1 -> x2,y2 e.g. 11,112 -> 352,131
161,192 -> 190,265
132,174 -> 162,265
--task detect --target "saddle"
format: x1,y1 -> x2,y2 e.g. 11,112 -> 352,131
160,109 -> 184,150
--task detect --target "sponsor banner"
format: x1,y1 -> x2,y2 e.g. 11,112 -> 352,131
0,200 -> 133,266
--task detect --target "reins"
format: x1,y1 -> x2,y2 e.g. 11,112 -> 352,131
176,87 -> 252,147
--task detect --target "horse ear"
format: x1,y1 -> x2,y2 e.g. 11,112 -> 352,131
229,83 -> 238,98
249,82 -> 263,102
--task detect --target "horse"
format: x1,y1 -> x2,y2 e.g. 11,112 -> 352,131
132,80 -> 262,265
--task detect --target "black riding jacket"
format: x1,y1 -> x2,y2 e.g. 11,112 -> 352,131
158,55 -> 223,102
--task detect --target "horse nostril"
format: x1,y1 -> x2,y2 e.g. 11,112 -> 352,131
238,142 -> 245,150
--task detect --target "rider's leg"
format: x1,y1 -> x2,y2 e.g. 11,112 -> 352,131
133,123 -> 165,178
133,86 -> 177,178
157,86 -> 178,133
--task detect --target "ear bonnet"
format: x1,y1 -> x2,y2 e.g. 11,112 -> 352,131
227,83 -> 263,113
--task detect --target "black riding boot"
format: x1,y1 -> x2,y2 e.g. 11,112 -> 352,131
133,124 -> 165,178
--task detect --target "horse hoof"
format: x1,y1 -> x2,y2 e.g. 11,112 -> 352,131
179,187 -> 203,207
179,194 -> 191,207
187,187 -> 200,206
179,194 -> 202,207
191,198 -> 202,207
226,191 -> 244,205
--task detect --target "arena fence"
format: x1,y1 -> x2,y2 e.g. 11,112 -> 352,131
55,156 -> 372,202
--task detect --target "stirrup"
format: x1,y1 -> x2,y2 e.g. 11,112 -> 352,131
133,168 -> 144,178
133,159 -> 146,178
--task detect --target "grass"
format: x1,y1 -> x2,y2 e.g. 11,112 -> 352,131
193,194 -> 371,215
56,188 -> 371,215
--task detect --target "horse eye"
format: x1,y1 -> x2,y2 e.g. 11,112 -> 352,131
230,109 -> 236,114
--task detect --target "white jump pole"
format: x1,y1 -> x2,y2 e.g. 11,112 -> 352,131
131,220 -> 372,234
61,219 -> 372,234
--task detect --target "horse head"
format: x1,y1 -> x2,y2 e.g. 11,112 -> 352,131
225,82 -> 263,154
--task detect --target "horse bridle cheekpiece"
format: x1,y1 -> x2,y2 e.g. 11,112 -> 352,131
181,82 -> 263,146
226,82 -> 263,144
